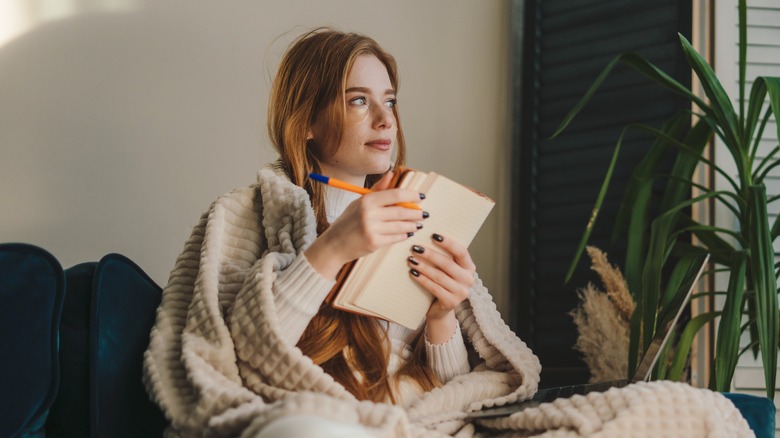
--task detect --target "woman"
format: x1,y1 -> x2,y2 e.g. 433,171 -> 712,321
272,28 -> 477,405
143,27 -> 540,437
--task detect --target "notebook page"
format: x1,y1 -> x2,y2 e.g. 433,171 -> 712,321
355,173 -> 495,329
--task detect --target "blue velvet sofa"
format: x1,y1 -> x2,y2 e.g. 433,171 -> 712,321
1,243 -> 167,438
0,242 -> 775,437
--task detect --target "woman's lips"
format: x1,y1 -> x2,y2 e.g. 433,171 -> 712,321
366,139 -> 392,151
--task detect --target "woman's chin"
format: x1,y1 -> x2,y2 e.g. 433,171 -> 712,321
369,162 -> 394,175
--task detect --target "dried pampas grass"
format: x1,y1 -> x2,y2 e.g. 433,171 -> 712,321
571,246 -> 635,383
585,246 -> 635,321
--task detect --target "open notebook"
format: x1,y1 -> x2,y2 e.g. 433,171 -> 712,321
467,253 -> 710,419
326,168 -> 495,329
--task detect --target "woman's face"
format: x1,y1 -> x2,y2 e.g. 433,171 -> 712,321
309,54 -> 398,185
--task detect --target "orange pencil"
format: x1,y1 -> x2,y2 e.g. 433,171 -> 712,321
309,173 -> 422,210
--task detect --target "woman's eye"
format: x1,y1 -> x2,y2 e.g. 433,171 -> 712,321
385,98 -> 397,108
349,97 -> 367,106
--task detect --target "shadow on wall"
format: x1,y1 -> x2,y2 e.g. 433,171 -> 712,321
0,2 -> 283,284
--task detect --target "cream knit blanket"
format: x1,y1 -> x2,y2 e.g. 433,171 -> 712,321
143,166 -> 753,437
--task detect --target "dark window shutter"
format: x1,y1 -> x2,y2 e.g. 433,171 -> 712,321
510,0 -> 693,387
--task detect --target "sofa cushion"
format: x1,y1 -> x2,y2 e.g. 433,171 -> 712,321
90,253 -> 167,438
46,262 -> 97,437
0,243 -> 65,438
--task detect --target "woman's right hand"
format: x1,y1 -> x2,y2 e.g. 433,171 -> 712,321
304,172 -> 427,280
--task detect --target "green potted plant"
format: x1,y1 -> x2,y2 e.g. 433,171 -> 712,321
554,0 -> 780,398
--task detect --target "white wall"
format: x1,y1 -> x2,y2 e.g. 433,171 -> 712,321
0,0 -> 513,316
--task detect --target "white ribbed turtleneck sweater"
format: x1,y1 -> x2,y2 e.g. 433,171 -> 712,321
270,184 -> 470,406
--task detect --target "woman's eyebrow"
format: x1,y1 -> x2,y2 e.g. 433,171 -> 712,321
345,86 -> 396,95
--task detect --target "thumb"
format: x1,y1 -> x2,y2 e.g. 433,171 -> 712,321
370,171 -> 395,191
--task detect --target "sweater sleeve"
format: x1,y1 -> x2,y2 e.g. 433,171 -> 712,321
272,252 -> 336,346
425,320 -> 470,383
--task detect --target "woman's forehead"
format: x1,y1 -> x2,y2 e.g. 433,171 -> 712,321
346,55 -> 393,92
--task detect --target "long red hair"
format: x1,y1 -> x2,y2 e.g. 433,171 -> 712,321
267,28 -> 439,403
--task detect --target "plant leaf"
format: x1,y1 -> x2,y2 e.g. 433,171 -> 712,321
739,0 -> 747,127
714,251 -> 747,392
749,107 -> 773,167
747,185 -> 779,399
753,144 -> 780,183
617,116 -> 690,296
678,34 -> 744,163
564,127 -> 627,283
624,179 -> 654,297
550,52 -> 708,140
630,123 -> 740,194
667,311 -> 720,381
671,225 -> 744,247
640,191 -> 730,351
661,254 -> 704,310
745,78 -> 768,154
660,119 -> 713,214
762,77 -> 780,145
756,153 -> 780,183
615,114 -> 690,240
628,293 -> 643,376
641,212 -> 675,351
653,335 -> 674,381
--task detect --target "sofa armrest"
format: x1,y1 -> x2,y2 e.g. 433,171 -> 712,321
723,392 -> 776,438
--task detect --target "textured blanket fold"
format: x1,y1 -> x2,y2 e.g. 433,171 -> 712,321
143,165 -> 752,437
479,380 -> 753,438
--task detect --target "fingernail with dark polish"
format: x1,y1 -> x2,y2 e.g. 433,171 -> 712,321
419,193 -> 426,200
408,256 -> 419,265
422,211 -> 430,219
416,223 -> 423,230
412,245 -> 425,254
432,233 -> 444,242
407,232 -> 414,238
410,268 -> 420,277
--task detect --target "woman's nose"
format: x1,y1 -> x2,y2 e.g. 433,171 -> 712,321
372,107 -> 395,129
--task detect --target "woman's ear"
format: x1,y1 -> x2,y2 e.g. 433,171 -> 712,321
306,129 -> 314,141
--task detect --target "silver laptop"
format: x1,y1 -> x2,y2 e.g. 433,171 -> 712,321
468,253 -> 710,419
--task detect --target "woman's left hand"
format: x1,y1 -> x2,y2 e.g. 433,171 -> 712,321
407,233 -> 475,343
